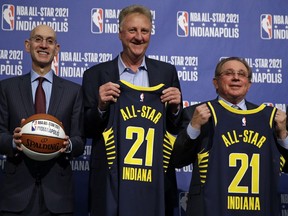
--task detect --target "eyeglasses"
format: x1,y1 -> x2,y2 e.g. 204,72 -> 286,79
219,70 -> 249,78
30,36 -> 57,45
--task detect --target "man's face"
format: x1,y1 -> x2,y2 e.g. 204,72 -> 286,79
119,13 -> 152,61
25,25 -> 59,70
213,60 -> 251,103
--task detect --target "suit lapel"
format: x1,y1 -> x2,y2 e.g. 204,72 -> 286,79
48,74 -> 63,115
19,74 -> 34,117
102,57 -> 119,83
246,101 -> 257,109
145,57 -> 158,86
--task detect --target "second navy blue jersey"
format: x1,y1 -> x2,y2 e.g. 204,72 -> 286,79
103,80 -> 175,216
196,100 -> 285,216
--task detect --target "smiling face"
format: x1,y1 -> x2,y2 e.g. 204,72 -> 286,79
213,59 -> 251,104
25,25 -> 60,74
118,12 -> 152,66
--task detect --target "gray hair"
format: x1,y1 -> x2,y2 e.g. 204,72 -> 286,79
119,5 -> 152,30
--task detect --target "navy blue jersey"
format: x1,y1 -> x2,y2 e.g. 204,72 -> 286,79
196,100 -> 285,216
103,80 -> 175,216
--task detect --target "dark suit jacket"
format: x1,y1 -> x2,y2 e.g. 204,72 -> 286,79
281,106 -> 288,173
0,73 -> 85,214
82,56 -> 183,216
171,99 -> 287,216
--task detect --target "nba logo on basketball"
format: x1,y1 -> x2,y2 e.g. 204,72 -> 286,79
2,4 -> 15,31
260,14 -> 272,39
31,120 -> 38,131
91,8 -> 103,34
177,11 -> 189,37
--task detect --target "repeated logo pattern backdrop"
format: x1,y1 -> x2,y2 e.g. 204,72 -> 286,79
1,0 -> 288,215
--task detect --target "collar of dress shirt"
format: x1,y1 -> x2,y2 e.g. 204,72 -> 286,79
218,96 -> 247,110
31,69 -> 53,83
118,54 -> 147,76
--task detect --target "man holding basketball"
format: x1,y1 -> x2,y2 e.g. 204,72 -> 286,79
0,25 -> 85,216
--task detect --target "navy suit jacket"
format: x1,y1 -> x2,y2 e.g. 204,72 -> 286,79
83,56 -> 182,216
0,73 -> 85,213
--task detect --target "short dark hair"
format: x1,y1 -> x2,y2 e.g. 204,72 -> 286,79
214,57 -> 252,82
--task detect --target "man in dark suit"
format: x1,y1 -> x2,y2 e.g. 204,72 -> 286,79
171,57 -> 288,216
0,25 -> 85,216
82,5 -> 182,216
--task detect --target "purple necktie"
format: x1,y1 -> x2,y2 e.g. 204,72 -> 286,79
35,77 -> 46,113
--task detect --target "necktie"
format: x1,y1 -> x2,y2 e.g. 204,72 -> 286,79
231,104 -> 241,110
35,77 -> 46,113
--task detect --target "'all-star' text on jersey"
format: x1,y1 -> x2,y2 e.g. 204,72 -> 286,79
103,80 -> 176,216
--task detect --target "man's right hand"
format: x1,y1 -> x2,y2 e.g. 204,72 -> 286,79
190,103 -> 211,130
13,119 -> 25,151
98,82 -> 120,111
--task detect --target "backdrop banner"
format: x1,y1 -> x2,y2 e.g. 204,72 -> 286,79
1,0 -> 288,215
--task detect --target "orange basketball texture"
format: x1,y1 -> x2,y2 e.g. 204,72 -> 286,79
21,114 -> 66,154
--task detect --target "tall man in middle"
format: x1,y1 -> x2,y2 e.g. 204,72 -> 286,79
82,4 -> 182,216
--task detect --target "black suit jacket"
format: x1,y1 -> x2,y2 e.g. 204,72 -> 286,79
82,56 -> 183,216
0,73 -> 85,213
171,99 -> 287,216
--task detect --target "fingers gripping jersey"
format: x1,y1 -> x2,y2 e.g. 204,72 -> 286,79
197,100 -> 285,216
102,80 -> 175,216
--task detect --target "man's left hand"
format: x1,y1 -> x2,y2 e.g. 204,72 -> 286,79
275,109 -> 287,139
161,87 -> 181,114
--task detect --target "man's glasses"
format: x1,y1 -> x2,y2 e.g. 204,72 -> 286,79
219,70 -> 249,78
30,36 -> 57,45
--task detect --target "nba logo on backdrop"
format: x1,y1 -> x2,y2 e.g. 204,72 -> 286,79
91,8 -> 103,33
260,14 -> 272,39
52,55 -> 59,76
177,11 -> 189,37
183,100 -> 190,108
263,102 -> 274,107
2,4 -> 15,31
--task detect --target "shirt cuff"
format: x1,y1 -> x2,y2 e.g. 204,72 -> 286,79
278,136 -> 288,150
187,124 -> 200,139
98,107 -> 106,118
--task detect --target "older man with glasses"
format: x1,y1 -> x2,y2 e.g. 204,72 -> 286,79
171,56 -> 288,216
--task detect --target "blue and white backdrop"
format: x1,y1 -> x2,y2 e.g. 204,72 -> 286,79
1,0 -> 288,215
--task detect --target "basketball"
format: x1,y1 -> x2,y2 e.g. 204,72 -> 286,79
20,114 -> 66,161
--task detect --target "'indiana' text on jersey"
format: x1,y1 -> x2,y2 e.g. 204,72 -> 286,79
102,80 -> 175,216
